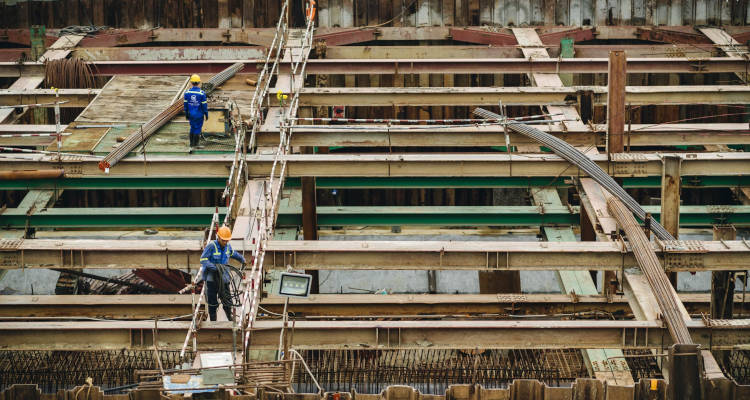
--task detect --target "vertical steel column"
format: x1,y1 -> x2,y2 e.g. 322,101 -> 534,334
607,51 -> 626,157
667,344 -> 703,400
661,155 -> 682,288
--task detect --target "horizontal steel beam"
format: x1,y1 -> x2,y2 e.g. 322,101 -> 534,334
263,240 -> 750,272
1,175 -> 747,191
1,57 -> 739,76
274,205 -> 750,227
0,177 -> 227,190
324,44 -> 725,60
72,46 -> 266,61
245,153 -> 750,178
288,86 -> 750,106
1,293 -> 745,319
257,123 -> 750,147
4,26 -> 748,46
5,239 -> 750,272
0,207 -> 225,228
0,319 -> 747,350
293,58 -> 748,75
0,89 -> 100,107
283,176 -> 750,189
3,152 -> 749,178
0,204 -> 747,229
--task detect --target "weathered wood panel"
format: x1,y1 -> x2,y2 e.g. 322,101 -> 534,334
3,0 -> 750,28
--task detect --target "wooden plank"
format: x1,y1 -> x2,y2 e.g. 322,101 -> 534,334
417,0 -> 431,25
479,0 -> 492,24
341,0 -> 354,26
248,0 -> 260,28
329,0 -> 341,26
506,0 -> 518,25
517,0 -> 530,25
695,0 -> 707,25
355,0 -> 368,26
468,0 -> 479,24
380,0 -> 393,26
569,0 -> 583,25
368,0 -> 380,25
454,0 -> 467,25
442,0 -> 454,25
429,0 -> 442,25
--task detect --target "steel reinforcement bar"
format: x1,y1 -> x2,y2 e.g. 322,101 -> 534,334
607,197 -> 692,345
473,107 -> 675,241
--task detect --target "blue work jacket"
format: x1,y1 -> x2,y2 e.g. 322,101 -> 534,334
183,86 -> 208,120
200,240 -> 245,282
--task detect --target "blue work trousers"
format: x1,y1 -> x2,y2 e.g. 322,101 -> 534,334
205,278 -> 232,321
189,116 -> 204,135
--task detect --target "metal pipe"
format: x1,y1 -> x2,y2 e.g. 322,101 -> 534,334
0,169 -> 63,180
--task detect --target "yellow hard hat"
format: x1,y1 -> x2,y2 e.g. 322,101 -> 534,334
190,74 -> 201,83
217,226 -> 232,241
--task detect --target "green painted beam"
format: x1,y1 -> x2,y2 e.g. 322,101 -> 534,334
1,175 -> 748,191
276,205 -> 750,227
0,177 -> 227,190
0,207 -> 226,228
2,204 -> 748,229
284,176 -> 750,189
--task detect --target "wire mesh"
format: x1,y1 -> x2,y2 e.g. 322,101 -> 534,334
725,350 -> 750,384
292,349 -> 588,394
0,350 -> 191,394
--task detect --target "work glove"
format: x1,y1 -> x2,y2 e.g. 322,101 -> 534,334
204,114 -> 209,121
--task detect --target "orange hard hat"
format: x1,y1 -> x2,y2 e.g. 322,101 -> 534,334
217,226 -> 232,241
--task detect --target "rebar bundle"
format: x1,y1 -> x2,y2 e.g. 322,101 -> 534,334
473,107 -> 676,241
98,62 -> 244,172
607,197 -> 693,344
43,57 -> 97,89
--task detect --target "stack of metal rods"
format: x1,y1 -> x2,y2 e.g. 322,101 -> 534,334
473,107 -> 675,241
98,62 -> 244,172
607,197 -> 693,344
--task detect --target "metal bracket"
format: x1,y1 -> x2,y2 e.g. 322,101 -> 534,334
659,240 -> 707,271
610,153 -> 649,177
707,205 -> 735,225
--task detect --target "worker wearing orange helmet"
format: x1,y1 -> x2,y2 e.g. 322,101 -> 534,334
199,225 -> 245,321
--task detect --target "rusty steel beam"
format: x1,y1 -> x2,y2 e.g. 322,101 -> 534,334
1,293 -> 744,319
72,46 -> 266,61
0,89 -> 100,107
256,123 -> 750,147
286,86 -> 750,107
2,152 -> 750,178
0,319 -> 747,350
262,240 -> 750,272
3,58 -> 745,77
5,239 -> 750,272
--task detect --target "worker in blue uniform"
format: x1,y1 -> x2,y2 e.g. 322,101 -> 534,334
200,226 -> 246,321
183,74 -> 208,149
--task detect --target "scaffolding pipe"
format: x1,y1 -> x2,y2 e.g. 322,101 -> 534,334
473,107 -> 675,241
98,62 -> 245,172
607,197 -> 693,345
